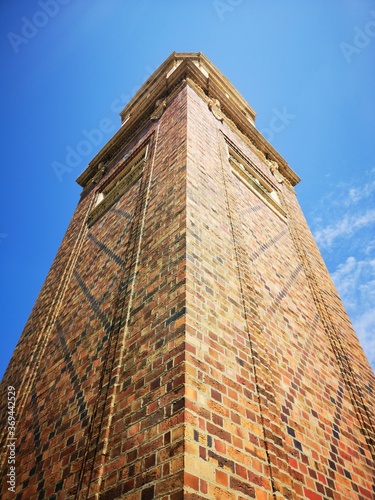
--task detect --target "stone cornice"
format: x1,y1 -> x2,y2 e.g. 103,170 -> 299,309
77,52 -> 300,188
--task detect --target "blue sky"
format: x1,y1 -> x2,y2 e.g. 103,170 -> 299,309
1,0 -> 374,378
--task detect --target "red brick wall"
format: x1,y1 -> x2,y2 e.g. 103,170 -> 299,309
1,79 -> 374,499
1,86 -> 188,499
184,84 -> 375,499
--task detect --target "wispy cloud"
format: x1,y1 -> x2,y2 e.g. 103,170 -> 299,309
332,256 -> 375,309
311,169 -> 375,371
353,309 -> 375,369
331,256 -> 375,368
345,171 -> 375,206
314,209 -> 375,249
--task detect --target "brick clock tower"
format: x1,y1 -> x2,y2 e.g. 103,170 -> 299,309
1,53 -> 374,499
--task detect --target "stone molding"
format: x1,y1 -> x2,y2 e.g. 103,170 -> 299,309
77,52 -> 300,189
87,147 -> 147,226
227,147 -> 287,221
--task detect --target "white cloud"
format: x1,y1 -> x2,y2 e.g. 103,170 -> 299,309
310,169 -> 375,371
314,209 -> 375,249
363,239 -> 375,256
347,187 -> 362,204
332,256 -> 375,309
332,256 -> 362,309
331,256 -> 375,370
345,170 -> 375,206
353,310 -> 375,370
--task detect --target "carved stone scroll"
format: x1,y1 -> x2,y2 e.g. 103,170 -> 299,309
208,98 -> 224,122
151,99 -> 167,121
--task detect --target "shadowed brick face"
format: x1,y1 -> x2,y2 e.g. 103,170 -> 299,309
1,53 -> 374,499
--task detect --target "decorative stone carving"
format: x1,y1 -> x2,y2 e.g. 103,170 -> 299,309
208,98 -> 224,122
81,162 -> 107,192
92,162 -> 107,183
267,159 -> 294,191
151,99 -> 167,121
268,160 -> 284,184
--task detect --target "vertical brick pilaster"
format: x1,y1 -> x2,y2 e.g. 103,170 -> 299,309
215,125 -> 295,500
75,129 -> 160,499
